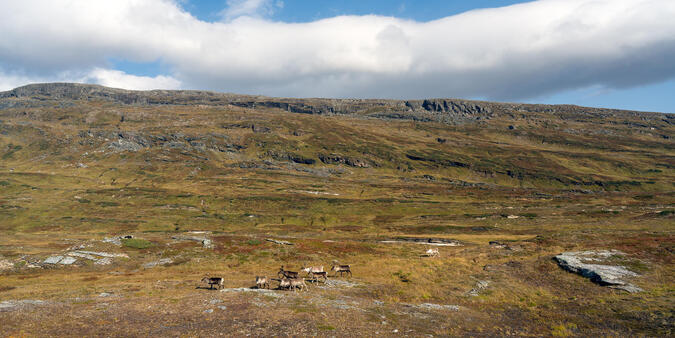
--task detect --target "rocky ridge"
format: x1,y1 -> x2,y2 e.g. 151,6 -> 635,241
1,83 -> 669,125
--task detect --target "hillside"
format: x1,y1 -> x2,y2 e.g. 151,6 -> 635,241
0,83 -> 673,336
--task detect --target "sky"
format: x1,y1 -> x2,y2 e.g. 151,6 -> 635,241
0,0 -> 674,113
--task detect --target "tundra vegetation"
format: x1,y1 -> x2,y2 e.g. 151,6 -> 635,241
0,84 -> 672,336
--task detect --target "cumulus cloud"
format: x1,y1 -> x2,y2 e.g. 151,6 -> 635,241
0,0 -> 674,100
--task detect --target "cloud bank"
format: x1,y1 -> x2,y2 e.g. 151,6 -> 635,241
1,0 -> 674,100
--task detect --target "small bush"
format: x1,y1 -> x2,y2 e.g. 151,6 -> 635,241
246,239 -> 262,245
122,238 -> 154,249
393,270 -> 412,283
0,181 -> 10,186
520,213 -> 538,219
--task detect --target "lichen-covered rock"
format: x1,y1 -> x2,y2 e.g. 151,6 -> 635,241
554,250 -> 642,292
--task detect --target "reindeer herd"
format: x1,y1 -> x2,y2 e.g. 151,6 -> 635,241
200,248 -> 438,291
201,263 -> 352,292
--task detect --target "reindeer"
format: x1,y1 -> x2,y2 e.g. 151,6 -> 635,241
275,278 -> 291,290
309,270 -> 328,282
300,265 -> 324,277
255,276 -> 270,289
201,275 -> 224,290
288,278 -> 309,292
331,264 -> 352,277
278,265 -> 299,279
424,248 -> 440,257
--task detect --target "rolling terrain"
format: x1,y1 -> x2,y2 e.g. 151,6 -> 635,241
0,83 -> 673,336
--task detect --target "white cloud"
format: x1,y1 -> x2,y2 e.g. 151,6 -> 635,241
0,68 -> 180,92
0,0 -> 674,100
85,68 -> 182,91
220,0 -> 283,21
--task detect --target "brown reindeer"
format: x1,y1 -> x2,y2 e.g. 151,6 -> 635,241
278,265 -> 299,279
201,275 -> 224,290
309,271 -> 328,282
331,264 -> 352,277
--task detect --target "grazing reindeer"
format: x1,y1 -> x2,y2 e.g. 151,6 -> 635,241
300,265 -> 324,277
309,271 -> 328,282
425,248 -> 440,257
278,265 -> 299,279
201,275 -> 224,290
331,264 -> 352,277
255,276 -> 270,289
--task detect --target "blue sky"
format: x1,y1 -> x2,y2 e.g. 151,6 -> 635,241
184,0 -> 535,23
1,0 -> 674,113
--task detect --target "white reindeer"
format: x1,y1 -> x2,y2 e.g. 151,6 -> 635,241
425,248 -> 440,257
300,265 -> 324,277
255,276 -> 270,289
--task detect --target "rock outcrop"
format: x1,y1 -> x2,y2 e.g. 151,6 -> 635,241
554,250 -> 642,292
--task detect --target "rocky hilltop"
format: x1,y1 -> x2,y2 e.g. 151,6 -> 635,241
1,83 -> 669,125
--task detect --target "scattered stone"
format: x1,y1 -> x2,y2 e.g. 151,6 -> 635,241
0,259 -> 14,271
102,237 -> 122,246
96,257 -> 113,265
266,238 -> 293,245
60,256 -> 77,265
171,236 -> 213,249
219,288 -> 283,297
467,280 -> 490,296
506,215 -> 519,219
68,252 -> 99,260
489,241 -> 509,249
218,306 -> 227,310
107,138 -> 145,152
209,299 -> 222,304
204,309 -> 213,313
417,303 -> 460,311
43,256 -> 64,264
75,251 -> 128,258
202,239 -> 214,249
43,256 -> 76,265
320,279 -> 359,288
67,244 -> 88,251
99,292 -> 112,297
0,300 -> 47,312
554,250 -> 642,292
143,258 -> 173,268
